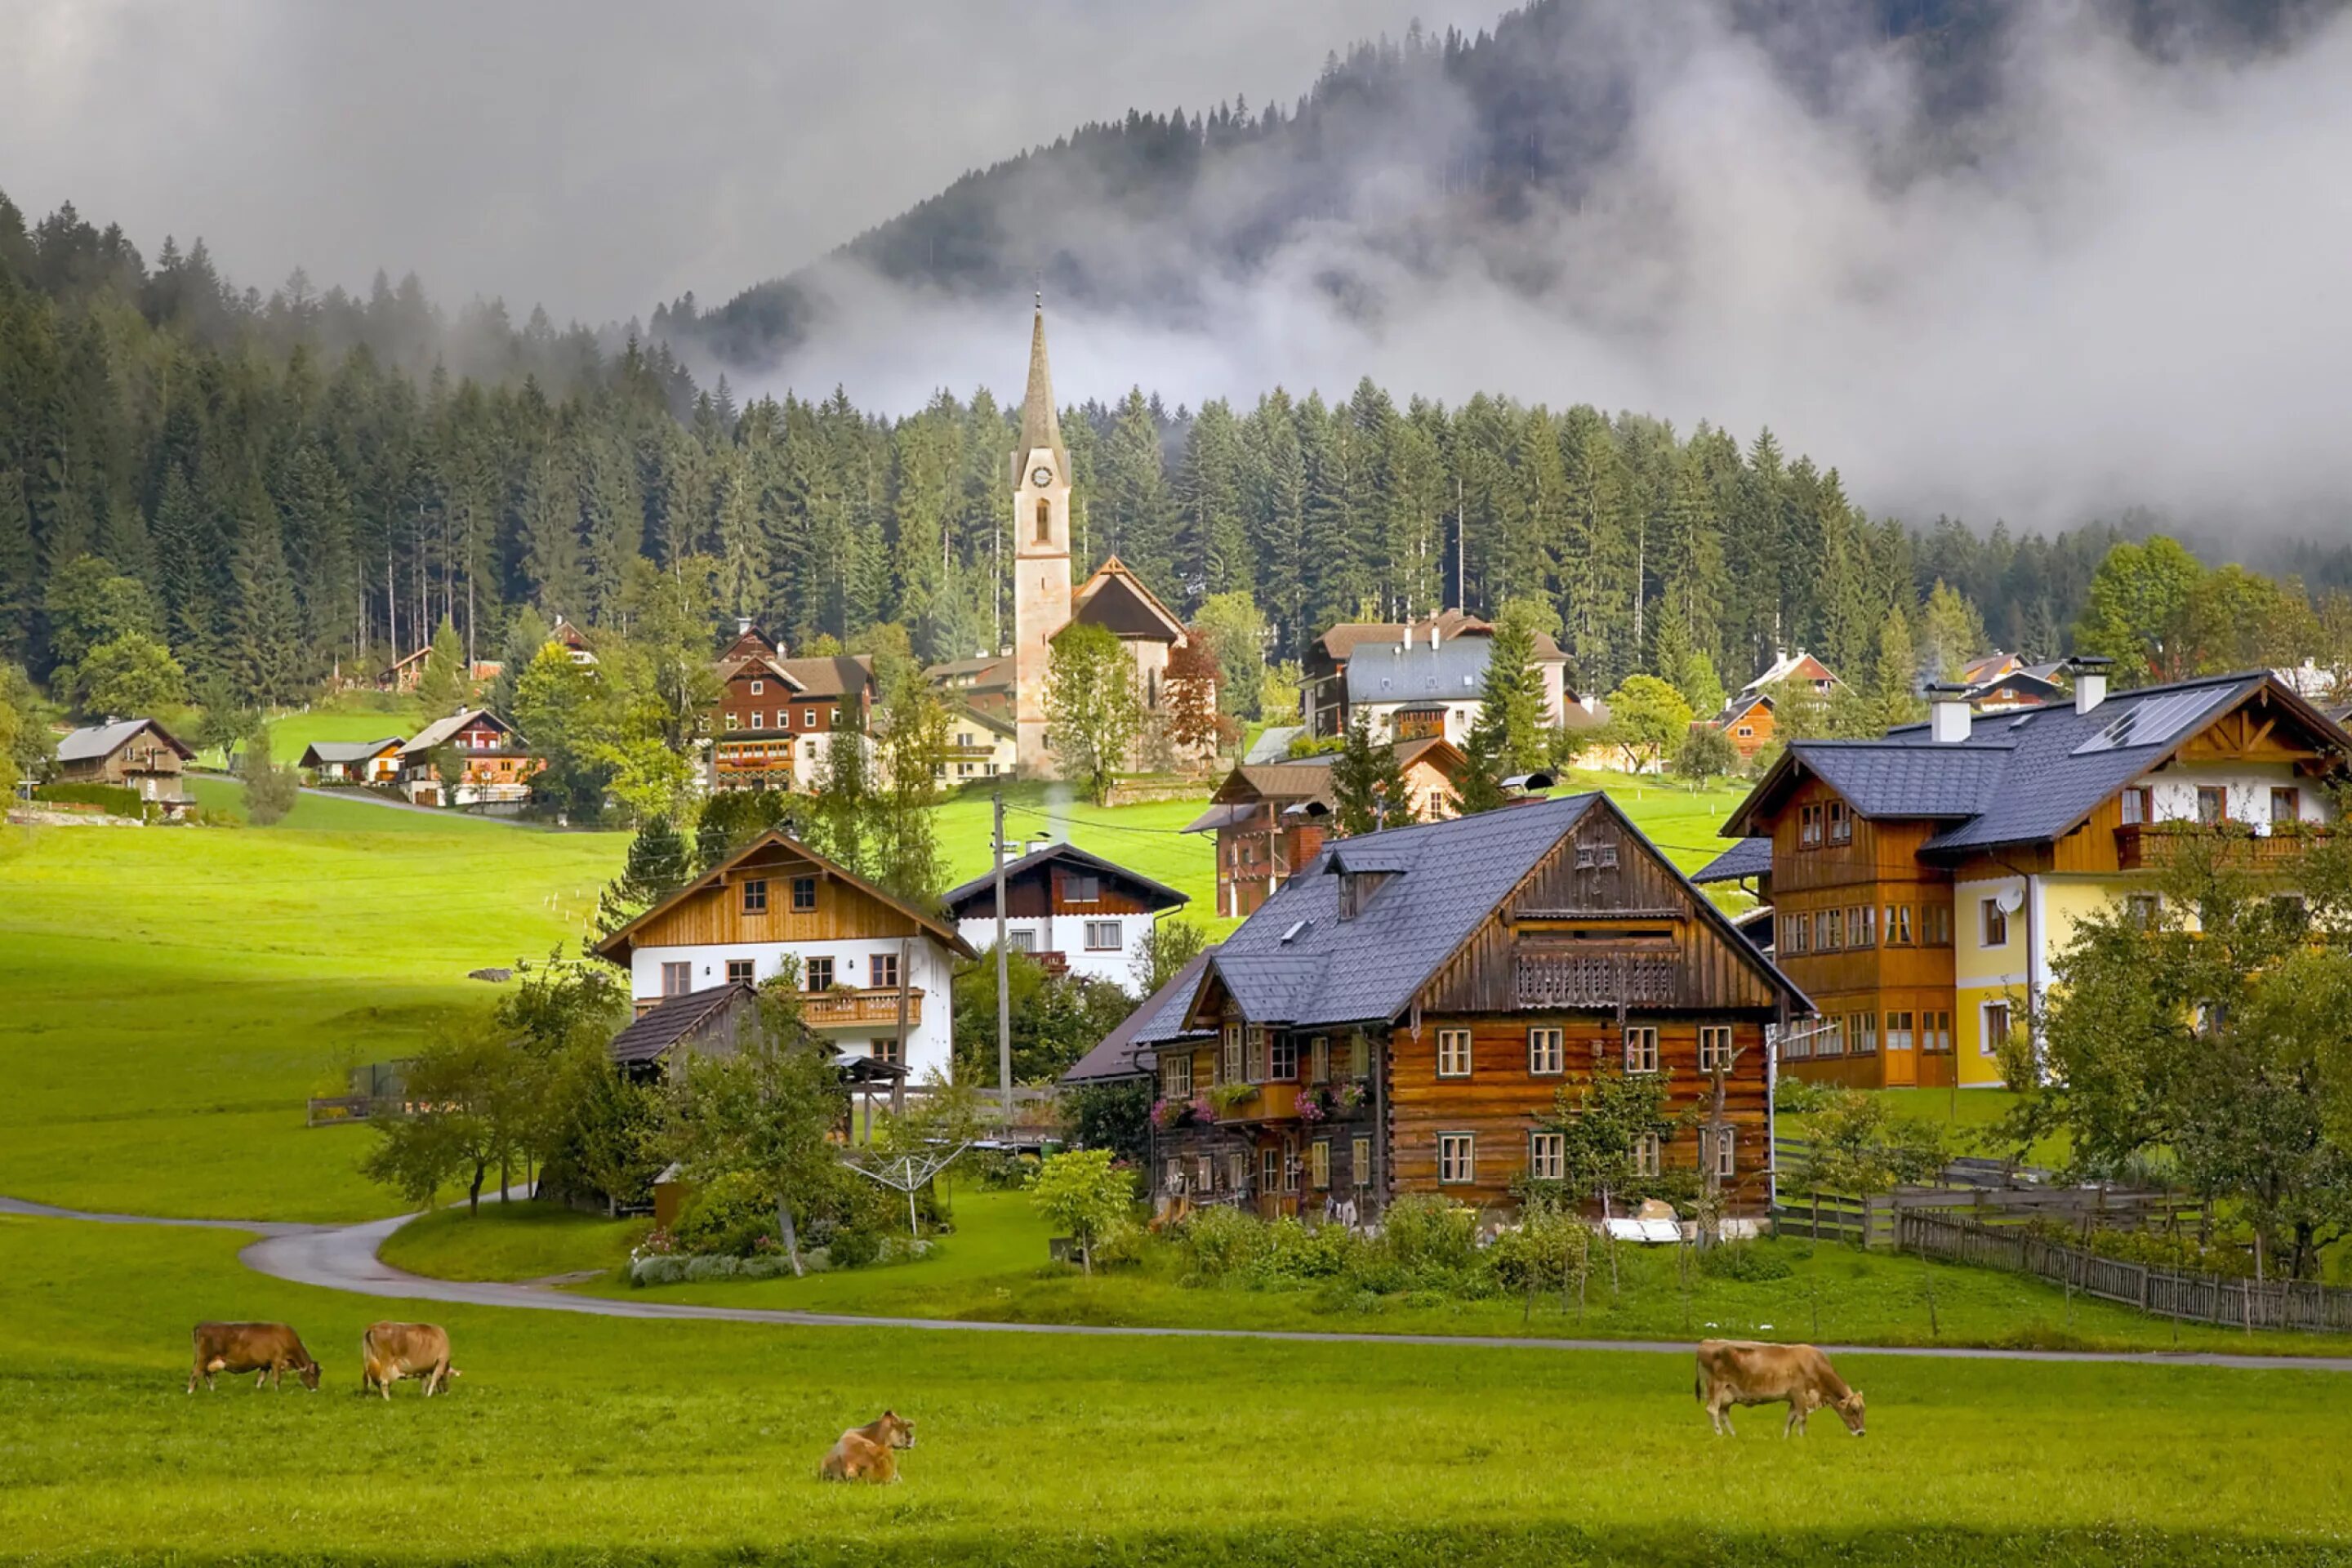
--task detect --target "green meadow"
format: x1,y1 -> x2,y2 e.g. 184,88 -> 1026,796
6,1212 -> 2351,1567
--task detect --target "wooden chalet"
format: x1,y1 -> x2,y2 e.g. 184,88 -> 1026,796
1705,692 -> 1777,765
710,622 -> 876,791
1183,738 -> 1466,919
593,828 -> 978,1080
1957,653 -> 2068,713
1096,794 -> 1807,1220
53,718 -> 196,816
1740,649 -> 1841,701
396,708 -> 538,806
377,645 -> 431,693
297,737 -> 403,784
939,840 -> 1187,986
1699,666 -> 2352,1089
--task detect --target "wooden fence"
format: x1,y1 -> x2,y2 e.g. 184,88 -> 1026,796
1771,1183 -> 2203,1250
1898,1210 -> 2352,1334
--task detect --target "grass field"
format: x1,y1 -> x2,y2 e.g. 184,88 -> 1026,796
7,1212 -> 2351,1566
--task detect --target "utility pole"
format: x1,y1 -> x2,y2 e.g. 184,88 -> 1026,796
993,791 -> 1013,1130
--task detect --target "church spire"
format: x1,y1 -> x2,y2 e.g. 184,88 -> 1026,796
1018,301 -> 1069,477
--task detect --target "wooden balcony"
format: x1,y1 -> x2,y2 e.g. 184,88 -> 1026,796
2114,823 -> 2330,871
800,987 -> 924,1029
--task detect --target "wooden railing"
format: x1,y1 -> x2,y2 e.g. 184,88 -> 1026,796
800,987 -> 924,1028
2114,822 -> 2329,871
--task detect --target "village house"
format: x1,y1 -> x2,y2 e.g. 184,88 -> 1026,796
939,840 -> 1188,987
1082,794 -> 1807,1220
52,718 -> 196,817
395,708 -> 538,807
1696,663 -> 2352,1089
709,621 -> 878,792
1183,737 -> 1468,919
296,737 -> 403,785
1956,652 -> 2069,713
377,645 -> 430,693
1740,649 -> 1841,702
593,828 -> 976,1080
936,702 -> 1016,784
1302,612 -> 1572,743
1704,691 -> 1778,766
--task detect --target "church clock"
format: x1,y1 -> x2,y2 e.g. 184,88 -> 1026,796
1031,466 -> 1054,487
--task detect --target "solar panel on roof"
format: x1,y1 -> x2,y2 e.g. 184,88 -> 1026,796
2072,686 -> 2234,755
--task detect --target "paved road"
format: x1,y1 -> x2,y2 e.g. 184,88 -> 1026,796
10,1192 -> 2351,1371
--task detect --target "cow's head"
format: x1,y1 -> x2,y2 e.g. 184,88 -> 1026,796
1833,1389 -> 1865,1436
298,1359 -> 322,1392
878,1410 -> 916,1450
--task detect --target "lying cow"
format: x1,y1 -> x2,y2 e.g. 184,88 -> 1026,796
818,1410 -> 916,1483
360,1321 -> 458,1399
187,1321 -> 321,1392
1695,1339 -> 1865,1437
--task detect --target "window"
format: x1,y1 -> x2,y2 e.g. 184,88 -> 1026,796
1197,1155 -> 1214,1192
1981,1000 -> 2011,1058
1827,800 -> 1852,844
1349,1031 -> 1370,1079
1848,1010 -> 1878,1055
1437,1028 -> 1472,1079
2197,786 -> 2225,825
1310,1140 -> 1331,1189
1438,1133 -> 1475,1184
791,875 -> 817,912
1065,874 -> 1102,903
1222,1024 -> 1243,1084
1923,1010 -> 1952,1054
1161,1053 -> 1192,1098
870,951 -> 900,989
1005,928 -> 1036,953
794,708 -> 813,729
749,711 -> 764,730
726,959 -> 756,986
1309,1035 -> 1330,1084
750,679 -> 764,695
1269,1033 -> 1299,1081
804,957 -> 835,991
742,878 -> 768,915
1981,898 -> 2009,947
1800,803 -> 1824,848
1529,1132 -> 1566,1181
1084,920 -> 1121,951
2121,786 -> 2149,826
2272,786 -> 2301,824
1886,1010 -> 1914,1053
1922,902 -> 1952,947
1036,497 -> 1052,542
1736,725 -> 1753,737
1164,1157 -> 1183,1194
661,961 -> 691,997
1886,903 -> 1913,946
1352,1134 -> 1372,1186
1261,1147 -> 1281,1193
1818,1018 -> 1844,1057
1245,1024 -> 1270,1082
1632,1132 -> 1662,1178
724,713 -> 740,731
1228,1152 -> 1247,1193
1624,1026 -> 1659,1073
1527,1027 -> 1565,1075
1782,1021 -> 1811,1060
1699,1025 -> 1735,1071
872,1036 -> 902,1067
1824,908 -> 1846,950
2125,893 -> 2161,927
1851,905 -> 1875,947
1710,1128 -> 1736,1178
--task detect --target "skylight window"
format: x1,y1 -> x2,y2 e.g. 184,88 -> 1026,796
1281,920 -> 1312,945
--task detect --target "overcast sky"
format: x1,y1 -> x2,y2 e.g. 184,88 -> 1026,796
0,0 -> 1492,323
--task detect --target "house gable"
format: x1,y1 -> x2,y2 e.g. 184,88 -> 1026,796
595,831 -> 974,964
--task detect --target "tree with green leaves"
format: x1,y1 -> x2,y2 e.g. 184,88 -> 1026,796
1672,722 -> 1739,783
2074,535 -> 2206,687
1044,621 -> 1141,806
804,714 -> 875,879
1451,719 -> 1512,816
952,953 -> 1137,1083
1599,674 -> 1693,773
360,1017 -> 555,1216
869,670 -> 948,904
1192,591 -> 1267,719
1331,709 -> 1416,835
595,813 -> 691,935
1027,1146 -> 1135,1275
416,615 -> 468,715
1134,915 -> 1209,997
1917,579 -> 1989,679
511,641 -> 612,822
78,632 -> 185,718
241,724 -> 301,825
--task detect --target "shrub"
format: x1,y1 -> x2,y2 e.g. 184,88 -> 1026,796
1181,1205 -> 1272,1280
828,1227 -> 881,1268
1488,1205 -> 1591,1293
1379,1195 -> 1481,1277
671,1171 -> 780,1258
34,782 -> 142,817
1699,1241 -> 1794,1281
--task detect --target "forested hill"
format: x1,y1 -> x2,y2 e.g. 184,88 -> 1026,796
662,0 -> 2329,368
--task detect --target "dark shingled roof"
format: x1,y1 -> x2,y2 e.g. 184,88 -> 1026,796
939,840 -> 1187,917
1693,836 -> 1773,884
1061,951 -> 1215,1084
1137,793 -> 1802,1038
609,982 -> 758,1067
1792,742 -> 2014,820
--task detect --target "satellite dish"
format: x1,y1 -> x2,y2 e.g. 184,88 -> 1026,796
1995,888 -> 2024,915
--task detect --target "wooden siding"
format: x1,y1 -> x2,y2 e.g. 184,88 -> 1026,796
1421,807 -> 1785,1016
624,840 -> 933,948
1388,1015 -> 1771,1211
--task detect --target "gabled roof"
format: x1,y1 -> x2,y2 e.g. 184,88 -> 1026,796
1692,836 -> 1773,884
1963,671 -> 2065,705
939,840 -> 1188,918
400,708 -> 523,756
1740,650 -> 1839,697
1960,652 -> 2024,685
609,982 -> 760,1067
1139,793 -> 1803,1038
943,701 -> 1013,738
298,737 -> 403,767
56,717 -> 193,764
1203,737 -> 1463,814
718,652 -> 808,691
381,646 -> 430,673
924,656 -> 1011,686
1245,725 -> 1304,764
1710,692 -> 1772,728
1721,671 -> 2351,854
772,655 -> 874,701
1060,951 -> 1216,1085
593,829 -> 978,964
1071,557 -> 1187,643
1312,612 -> 1568,666
1343,639 -> 1496,705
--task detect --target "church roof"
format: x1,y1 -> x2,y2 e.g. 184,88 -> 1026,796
1016,306 -> 1069,478
1072,557 -> 1187,643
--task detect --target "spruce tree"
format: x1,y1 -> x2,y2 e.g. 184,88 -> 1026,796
416,615 -> 467,714
1480,604 -> 1552,773
227,505 -> 305,707
595,813 -> 691,936
0,468 -> 34,657
1331,710 -> 1416,835
1452,719 -> 1511,816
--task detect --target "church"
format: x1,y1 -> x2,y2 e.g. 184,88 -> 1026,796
926,305 -> 1198,780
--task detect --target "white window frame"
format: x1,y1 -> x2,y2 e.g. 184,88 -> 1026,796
1624,1026 -> 1659,1074
1438,1132 -> 1475,1185
1310,1139 -> 1331,1190
1632,1131 -> 1662,1178
1437,1028 -> 1472,1079
1221,1023 -> 1244,1084
1352,1134 -> 1371,1187
1529,1131 -> 1565,1182
1698,1025 -> 1735,1072
1160,1052 -> 1192,1099
1268,1033 -> 1298,1082
1527,1027 -> 1565,1076
1245,1024 -> 1270,1083
1981,1000 -> 2011,1058
1083,920 -> 1121,951
1711,1128 -> 1735,1178
1982,897 -> 2009,947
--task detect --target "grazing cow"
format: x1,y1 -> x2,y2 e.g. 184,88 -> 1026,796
1695,1339 -> 1865,1437
187,1322 -> 321,1392
359,1321 -> 458,1399
817,1410 -> 917,1483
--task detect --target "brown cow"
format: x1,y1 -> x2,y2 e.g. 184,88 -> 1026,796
187,1322 -> 320,1392
360,1321 -> 458,1399
1695,1339 -> 1865,1437
817,1411 -> 917,1483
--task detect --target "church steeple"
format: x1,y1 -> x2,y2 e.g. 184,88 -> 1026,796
1017,301 -> 1069,479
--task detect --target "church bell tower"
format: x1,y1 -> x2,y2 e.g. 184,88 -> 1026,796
1011,301 -> 1071,778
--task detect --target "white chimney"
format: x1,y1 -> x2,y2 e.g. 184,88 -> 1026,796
1926,683 -> 1972,743
1430,623 -> 1441,649
737,616 -> 752,635
2072,656 -> 2112,715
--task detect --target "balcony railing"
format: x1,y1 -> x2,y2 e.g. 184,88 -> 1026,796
800,987 -> 924,1028
2114,823 -> 2331,871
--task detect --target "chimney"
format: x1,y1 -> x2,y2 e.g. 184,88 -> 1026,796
1925,683 -> 1973,743
737,616 -> 752,636
2071,655 -> 2112,715
1430,623 -> 1441,649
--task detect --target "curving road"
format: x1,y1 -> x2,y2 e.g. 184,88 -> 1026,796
7,1194 -> 2350,1370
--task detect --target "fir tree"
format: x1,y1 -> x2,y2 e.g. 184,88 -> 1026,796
1331,710 -> 1416,835
416,615 -> 467,714
595,813 -> 691,936
1477,603 -> 1551,773
0,468 -> 34,657
226,502 -> 306,706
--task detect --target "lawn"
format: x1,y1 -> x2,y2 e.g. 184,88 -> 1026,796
378,1202 -> 648,1282
6,1212 -> 2351,1566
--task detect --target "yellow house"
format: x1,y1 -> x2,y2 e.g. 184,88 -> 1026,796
1698,665 -> 2352,1088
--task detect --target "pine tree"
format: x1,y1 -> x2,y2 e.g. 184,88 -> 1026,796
226,499 -> 306,706
595,813 -> 691,936
1478,604 -> 1551,773
519,447 -> 586,619
1452,719 -> 1511,816
416,615 -> 467,714
0,467 -> 34,657
1331,710 -> 1417,835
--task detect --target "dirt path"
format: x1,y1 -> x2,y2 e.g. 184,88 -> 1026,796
7,1193 -> 2350,1371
